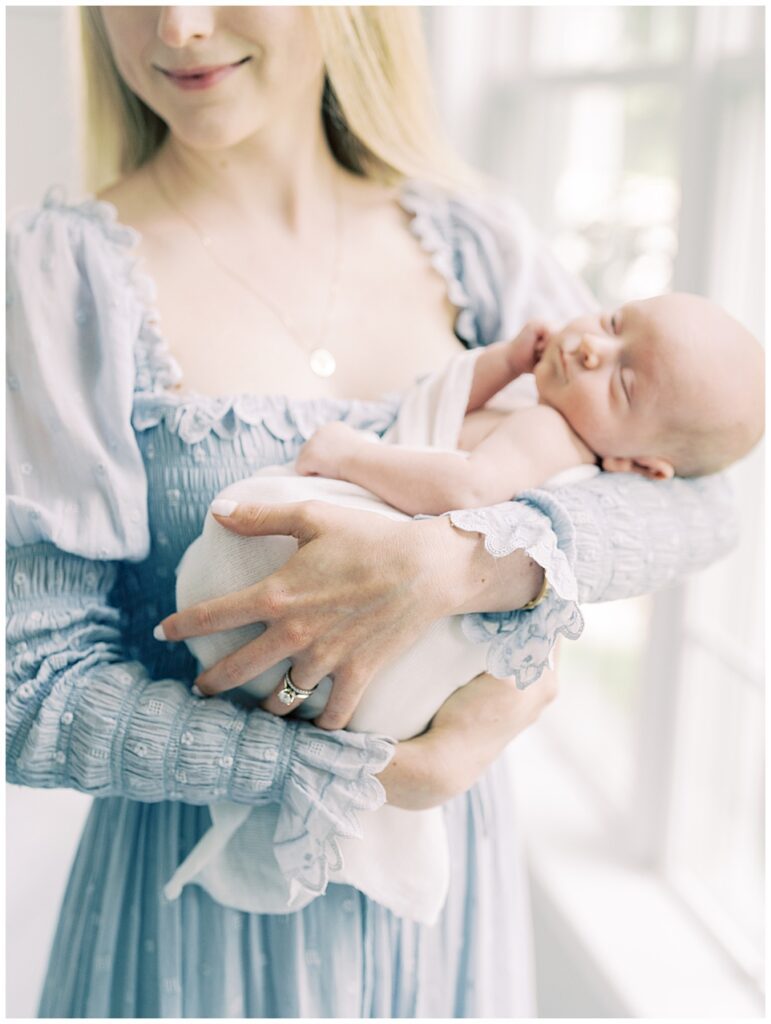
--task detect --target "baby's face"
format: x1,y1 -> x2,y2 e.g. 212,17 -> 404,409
533,294 -> 727,474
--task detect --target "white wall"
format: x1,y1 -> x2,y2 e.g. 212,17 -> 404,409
6,7 -> 83,215
6,7 -> 92,1017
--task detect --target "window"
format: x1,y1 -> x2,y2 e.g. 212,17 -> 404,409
425,4 -> 764,994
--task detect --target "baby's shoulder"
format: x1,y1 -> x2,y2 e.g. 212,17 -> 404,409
502,401 -> 571,432
501,403 -> 596,463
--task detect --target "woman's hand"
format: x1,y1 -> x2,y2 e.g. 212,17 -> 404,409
379,660 -> 560,810
154,500 -> 545,730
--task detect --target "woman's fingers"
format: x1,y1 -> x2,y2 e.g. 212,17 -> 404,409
154,506 -> 465,729
210,499 -> 328,540
259,662 -> 331,718
312,663 -> 371,731
191,620 -> 339,707
192,627 -> 295,696
156,579 -> 283,642
153,500 -> 328,642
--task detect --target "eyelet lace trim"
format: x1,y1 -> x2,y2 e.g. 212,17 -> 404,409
42,184 -> 185,398
448,493 -> 584,686
273,722 -> 396,905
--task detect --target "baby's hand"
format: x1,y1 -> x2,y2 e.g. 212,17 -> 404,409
507,320 -> 551,376
296,421 -> 362,479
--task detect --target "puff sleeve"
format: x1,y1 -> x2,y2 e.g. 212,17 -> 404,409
7,193 -> 150,558
6,193 -> 395,819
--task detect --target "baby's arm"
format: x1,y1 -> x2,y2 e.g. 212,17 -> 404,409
465,320 -> 550,413
296,406 -> 596,516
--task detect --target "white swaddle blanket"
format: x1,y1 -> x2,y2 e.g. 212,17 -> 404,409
164,349 -> 596,923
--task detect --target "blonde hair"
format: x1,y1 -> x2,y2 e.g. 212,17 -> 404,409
79,7 -> 487,196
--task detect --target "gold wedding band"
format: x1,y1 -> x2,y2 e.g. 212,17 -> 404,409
521,575 -> 550,611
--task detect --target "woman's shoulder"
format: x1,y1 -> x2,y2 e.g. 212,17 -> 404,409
401,176 -> 532,244
6,183 -> 146,313
6,182 -> 159,391
398,176 -> 541,345
401,174 -> 596,340
9,182 -> 140,247
94,164 -> 178,243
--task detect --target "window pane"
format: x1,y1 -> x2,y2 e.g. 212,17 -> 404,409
667,643 -> 764,979
530,7 -> 692,72
545,596 -> 652,807
684,454 -> 765,663
483,82 -> 683,307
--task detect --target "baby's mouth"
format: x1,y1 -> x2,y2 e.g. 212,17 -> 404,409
556,345 -> 569,382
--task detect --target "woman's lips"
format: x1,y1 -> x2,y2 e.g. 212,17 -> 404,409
160,57 -> 250,91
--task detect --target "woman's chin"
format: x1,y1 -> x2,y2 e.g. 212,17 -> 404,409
165,111 -> 266,153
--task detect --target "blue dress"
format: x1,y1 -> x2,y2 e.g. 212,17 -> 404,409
6,181 -> 737,1018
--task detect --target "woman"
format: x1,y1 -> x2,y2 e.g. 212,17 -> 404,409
6,7 -> 736,1018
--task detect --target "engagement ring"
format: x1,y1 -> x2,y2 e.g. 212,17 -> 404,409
277,668 -> 319,707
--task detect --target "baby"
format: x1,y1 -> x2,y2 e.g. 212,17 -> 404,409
295,293 -> 765,513
163,290 -> 763,923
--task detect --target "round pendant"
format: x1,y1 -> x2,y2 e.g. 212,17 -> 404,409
309,347 -> 336,378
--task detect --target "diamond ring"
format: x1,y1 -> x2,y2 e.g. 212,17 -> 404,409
277,668 -> 319,707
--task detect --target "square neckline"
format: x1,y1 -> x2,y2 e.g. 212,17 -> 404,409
76,177 -> 475,406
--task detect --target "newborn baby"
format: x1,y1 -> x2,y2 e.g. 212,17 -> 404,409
164,291 -> 763,922
296,293 -> 765,512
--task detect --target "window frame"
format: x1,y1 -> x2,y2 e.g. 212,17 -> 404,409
426,3 -> 765,993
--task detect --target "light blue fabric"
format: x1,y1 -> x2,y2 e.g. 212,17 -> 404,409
6,180 -> 737,1018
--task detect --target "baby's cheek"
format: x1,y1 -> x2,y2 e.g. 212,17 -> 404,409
558,387 -> 601,436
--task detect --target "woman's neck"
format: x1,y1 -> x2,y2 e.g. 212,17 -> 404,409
151,116 -> 346,238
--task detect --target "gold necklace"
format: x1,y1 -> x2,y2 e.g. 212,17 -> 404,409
149,161 -> 343,378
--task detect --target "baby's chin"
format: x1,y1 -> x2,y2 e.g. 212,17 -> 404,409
533,359 -> 557,403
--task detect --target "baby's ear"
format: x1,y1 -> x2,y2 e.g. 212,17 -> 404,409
601,455 -> 675,480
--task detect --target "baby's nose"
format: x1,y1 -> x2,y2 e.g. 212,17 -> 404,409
577,336 -> 601,369
560,333 -> 602,369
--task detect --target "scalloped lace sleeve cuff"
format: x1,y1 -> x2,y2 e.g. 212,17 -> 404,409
272,722 -> 396,905
447,494 -> 583,686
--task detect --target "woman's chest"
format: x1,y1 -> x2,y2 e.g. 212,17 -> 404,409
139,218 -> 467,402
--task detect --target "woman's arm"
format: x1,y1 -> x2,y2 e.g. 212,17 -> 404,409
7,542 -> 394,806
156,464 -> 737,730
379,661 -> 559,809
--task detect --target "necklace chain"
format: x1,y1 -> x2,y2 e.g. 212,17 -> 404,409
149,160 -> 343,377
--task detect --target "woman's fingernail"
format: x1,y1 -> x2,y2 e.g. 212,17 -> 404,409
153,624 -> 167,642
191,683 -> 205,697
210,498 -> 238,518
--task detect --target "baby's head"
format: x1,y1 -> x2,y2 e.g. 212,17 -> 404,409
533,293 -> 765,479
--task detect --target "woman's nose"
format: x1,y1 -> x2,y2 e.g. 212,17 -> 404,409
157,7 -> 216,47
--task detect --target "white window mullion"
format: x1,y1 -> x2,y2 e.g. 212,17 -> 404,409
624,585 -> 687,866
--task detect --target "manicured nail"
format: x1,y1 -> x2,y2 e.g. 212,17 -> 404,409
153,624 -> 167,642
210,498 -> 238,517
191,683 -> 205,697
